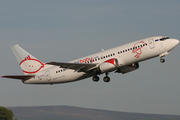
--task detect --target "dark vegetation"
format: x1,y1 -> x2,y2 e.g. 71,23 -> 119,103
0,106 -> 16,120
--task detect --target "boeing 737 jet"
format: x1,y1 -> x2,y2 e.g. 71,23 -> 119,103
2,36 -> 179,84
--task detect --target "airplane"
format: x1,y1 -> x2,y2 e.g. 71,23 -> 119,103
2,36 -> 179,84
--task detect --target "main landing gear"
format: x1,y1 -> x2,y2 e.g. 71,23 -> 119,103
103,73 -> 110,82
92,75 -> 99,82
92,72 -> 110,83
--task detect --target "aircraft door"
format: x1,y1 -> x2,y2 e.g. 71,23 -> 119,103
148,39 -> 155,49
45,70 -> 51,81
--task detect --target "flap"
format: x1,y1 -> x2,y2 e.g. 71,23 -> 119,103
47,62 -> 97,72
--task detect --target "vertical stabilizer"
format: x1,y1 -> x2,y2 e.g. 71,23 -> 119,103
11,45 -> 45,75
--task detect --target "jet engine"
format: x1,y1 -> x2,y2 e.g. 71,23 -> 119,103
116,63 -> 139,74
97,58 -> 118,73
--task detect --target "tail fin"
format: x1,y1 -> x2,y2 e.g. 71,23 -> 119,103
11,45 -> 45,75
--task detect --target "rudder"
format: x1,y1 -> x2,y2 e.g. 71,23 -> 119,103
11,45 -> 45,75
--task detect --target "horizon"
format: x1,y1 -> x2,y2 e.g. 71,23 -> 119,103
8,105 -> 180,116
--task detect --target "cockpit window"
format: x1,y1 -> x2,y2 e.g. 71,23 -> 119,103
160,36 -> 170,41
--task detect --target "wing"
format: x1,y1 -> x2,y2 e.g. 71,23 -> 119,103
47,62 -> 98,72
2,75 -> 35,80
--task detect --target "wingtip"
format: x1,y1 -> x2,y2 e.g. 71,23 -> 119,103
11,44 -> 19,48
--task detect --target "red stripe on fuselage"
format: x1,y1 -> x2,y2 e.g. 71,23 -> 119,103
104,59 -> 115,65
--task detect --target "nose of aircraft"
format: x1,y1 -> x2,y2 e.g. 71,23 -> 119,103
171,39 -> 179,47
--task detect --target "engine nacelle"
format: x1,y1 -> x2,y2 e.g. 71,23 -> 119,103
117,63 -> 139,74
98,58 -> 118,73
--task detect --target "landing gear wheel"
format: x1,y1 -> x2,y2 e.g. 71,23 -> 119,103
92,76 -> 99,82
103,76 -> 110,82
160,58 -> 165,63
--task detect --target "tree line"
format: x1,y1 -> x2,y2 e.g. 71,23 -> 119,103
0,106 -> 16,120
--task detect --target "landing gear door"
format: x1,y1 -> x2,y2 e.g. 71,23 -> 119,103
149,39 -> 155,49
45,70 -> 51,81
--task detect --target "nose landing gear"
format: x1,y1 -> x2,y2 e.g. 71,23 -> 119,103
159,51 -> 169,63
160,58 -> 165,63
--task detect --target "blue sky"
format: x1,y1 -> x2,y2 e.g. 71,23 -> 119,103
0,0 -> 180,115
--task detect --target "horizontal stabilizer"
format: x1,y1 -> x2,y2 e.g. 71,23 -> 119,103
2,75 -> 35,80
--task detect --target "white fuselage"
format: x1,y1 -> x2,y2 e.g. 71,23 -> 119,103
24,36 -> 179,84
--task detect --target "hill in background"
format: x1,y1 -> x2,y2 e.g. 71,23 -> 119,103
8,106 -> 180,120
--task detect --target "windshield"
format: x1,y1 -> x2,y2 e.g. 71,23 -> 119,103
160,36 -> 170,41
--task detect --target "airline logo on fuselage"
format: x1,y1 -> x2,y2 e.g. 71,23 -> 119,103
132,41 -> 146,58
80,57 -> 93,63
74,57 -> 93,63
74,56 -> 99,63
